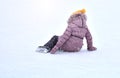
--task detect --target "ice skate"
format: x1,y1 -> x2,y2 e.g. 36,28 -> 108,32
36,46 -> 49,53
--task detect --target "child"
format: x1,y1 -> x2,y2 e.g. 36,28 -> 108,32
36,9 -> 97,54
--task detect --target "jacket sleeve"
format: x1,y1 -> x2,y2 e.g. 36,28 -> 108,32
50,26 -> 72,54
85,28 -> 93,48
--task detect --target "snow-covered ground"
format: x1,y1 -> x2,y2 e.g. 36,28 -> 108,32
0,0 -> 120,78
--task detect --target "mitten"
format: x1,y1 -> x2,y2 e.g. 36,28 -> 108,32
87,46 -> 97,51
50,46 -> 58,54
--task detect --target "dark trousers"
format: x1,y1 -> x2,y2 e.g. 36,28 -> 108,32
44,35 -> 58,51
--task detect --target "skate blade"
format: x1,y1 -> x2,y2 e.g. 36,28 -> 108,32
36,47 -> 48,53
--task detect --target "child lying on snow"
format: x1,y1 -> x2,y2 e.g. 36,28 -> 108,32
36,9 -> 97,54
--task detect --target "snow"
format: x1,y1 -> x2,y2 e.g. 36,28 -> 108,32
0,0 -> 120,78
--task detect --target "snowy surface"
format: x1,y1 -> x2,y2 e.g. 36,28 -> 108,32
0,0 -> 120,78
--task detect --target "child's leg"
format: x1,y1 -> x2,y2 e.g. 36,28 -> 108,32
36,35 -> 58,53
44,35 -> 58,51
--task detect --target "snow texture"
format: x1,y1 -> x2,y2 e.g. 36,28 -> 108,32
0,0 -> 120,78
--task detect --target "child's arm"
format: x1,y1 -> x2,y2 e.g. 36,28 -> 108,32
50,26 -> 72,54
85,28 -> 97,51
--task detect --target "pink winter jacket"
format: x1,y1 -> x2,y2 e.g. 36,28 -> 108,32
50,13 -> 95,54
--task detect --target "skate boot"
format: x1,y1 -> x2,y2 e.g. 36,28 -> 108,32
36,46 -> 50,53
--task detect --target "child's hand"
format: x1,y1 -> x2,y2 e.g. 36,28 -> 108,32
50,46 -> 59,54
50,51 -> 55,54
87,46 -> 97,51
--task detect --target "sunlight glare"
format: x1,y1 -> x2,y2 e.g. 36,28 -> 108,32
33,0 -> 55,13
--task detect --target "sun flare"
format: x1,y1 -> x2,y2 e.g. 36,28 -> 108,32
33,0 -> 55,13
